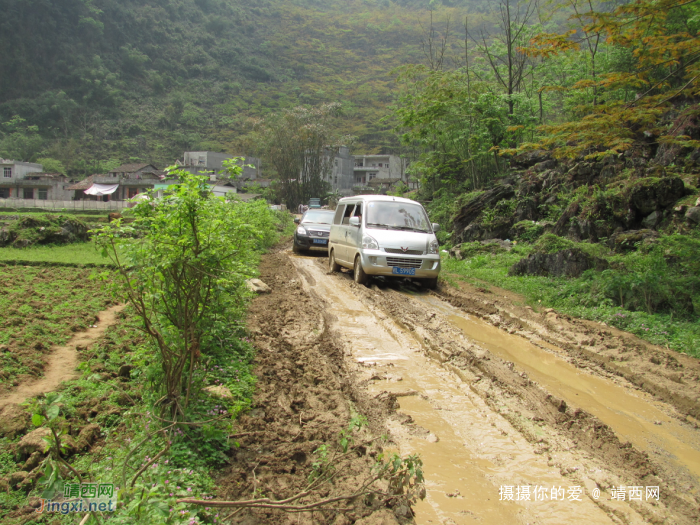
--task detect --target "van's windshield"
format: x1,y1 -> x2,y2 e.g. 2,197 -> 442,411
365,202 -> 432,233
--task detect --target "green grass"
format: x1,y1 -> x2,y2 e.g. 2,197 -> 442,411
442,245 -> 700,358
0,243 -> 112,266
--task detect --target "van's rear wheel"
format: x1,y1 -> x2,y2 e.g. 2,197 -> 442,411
329,250 -> 340,273
354,256 -> 369,286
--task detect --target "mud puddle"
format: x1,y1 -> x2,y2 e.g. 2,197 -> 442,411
292,256 -> 629,524
411,293 -> 700,486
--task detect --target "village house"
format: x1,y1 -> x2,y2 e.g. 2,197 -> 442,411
68,164 -> 167,201
352,154 -> 409,189
0,159 -> 73,200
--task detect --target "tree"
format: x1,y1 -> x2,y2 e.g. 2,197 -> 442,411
256,103 -> 350,210
518,0 -> 700,158
474,0 -> 538,118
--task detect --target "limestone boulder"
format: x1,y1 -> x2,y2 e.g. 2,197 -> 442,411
509,248 -> 609,278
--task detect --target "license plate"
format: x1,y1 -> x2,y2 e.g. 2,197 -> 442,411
313,239 -> 328,244
392,267 -> 416,276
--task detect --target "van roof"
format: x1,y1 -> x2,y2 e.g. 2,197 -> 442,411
337,195 -> 420,205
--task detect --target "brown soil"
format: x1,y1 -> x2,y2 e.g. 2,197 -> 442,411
0,304 -> 125,410
215,246 -> 410,524
231,247 -> 700,525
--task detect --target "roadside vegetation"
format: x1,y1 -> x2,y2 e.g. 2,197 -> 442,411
442,231 -> 700,358
1,169 -> 285,523
0,244 -> 111,266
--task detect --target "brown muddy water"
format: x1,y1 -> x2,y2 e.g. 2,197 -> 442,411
414,294 -> 700,484
291,255 -> 654,524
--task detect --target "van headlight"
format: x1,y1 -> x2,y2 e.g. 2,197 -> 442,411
362,234 -> 379,250
428,239 -> 439,254
296,226 -> 307,235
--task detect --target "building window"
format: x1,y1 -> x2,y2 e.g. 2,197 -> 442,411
3,167 -> 11,178
0,188 -> 9,198
38,189 -> 48,200
369,173 -> 377,181
23,188 -> 34,199
128,188 -> 138,198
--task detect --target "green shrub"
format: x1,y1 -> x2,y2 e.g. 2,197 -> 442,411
533,233 -> 575,253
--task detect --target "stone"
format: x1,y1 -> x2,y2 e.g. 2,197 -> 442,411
510,150 -> 551,169
452,183 -> 516,244
245,278 -> 271,294
608,229 -> 660,252
18,428 -> 51,457
426,433 -> 439,443
642,210 -> 661,229
686,206 -> 700,225
204,385 -> 234,400
0,403 -> 30,438
534,159 -> 557,172
508,248 -> 609,278
628,177 -> 685,216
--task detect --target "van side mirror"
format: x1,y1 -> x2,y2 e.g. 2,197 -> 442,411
349,217 -> 360,227
294,217 -> 300,224
432,223 -> 440,232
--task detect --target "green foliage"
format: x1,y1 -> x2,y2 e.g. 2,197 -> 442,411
35,157 -> 67,175
533,233 -> 575,254
0,242 -> 112,265
95,169 -> 278,420
443,231 -> 700,356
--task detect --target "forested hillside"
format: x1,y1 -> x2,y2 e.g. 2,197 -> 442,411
0,0 -> 489,175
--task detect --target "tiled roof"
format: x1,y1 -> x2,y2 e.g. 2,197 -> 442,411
109,163 -> 156,173
65,175 -> 95,190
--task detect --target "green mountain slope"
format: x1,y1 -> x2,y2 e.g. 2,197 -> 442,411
0,0 -> 483,174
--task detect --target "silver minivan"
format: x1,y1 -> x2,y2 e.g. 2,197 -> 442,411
328,195 -> 441,288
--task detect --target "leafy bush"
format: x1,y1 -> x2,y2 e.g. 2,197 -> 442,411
95,170 -> 279,420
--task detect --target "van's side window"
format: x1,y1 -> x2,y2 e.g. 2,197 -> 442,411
353,204 -> 362,218
342,204 -> 355,225
333,205 -> 345,225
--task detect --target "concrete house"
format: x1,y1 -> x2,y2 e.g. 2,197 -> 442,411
352,154 -> 408,189
179,152 -> 262,181
0,159 -> 73,200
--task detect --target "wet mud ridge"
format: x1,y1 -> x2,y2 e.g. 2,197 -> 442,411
285,253 -> 700,525
215,246 -> 413,525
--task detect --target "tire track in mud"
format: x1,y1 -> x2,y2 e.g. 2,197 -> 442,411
292,254 -> 700,524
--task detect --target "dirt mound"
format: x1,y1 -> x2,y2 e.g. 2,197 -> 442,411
215,247 -> 406,524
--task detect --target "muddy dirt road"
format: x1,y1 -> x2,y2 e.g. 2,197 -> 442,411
286,249 -> 700,525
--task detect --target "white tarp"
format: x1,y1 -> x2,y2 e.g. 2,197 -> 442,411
84,183 -> 119,196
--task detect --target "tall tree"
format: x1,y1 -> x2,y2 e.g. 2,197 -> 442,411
257,104 -> 347,210
475,0 -> 538,118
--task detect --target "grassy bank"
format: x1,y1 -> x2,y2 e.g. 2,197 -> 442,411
442,234 -> 700,358
0,243 -> 111,266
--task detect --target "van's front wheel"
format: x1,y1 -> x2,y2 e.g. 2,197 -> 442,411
329,249 -> 340,273
423,277 -> 438,290
353,256 -> 369,286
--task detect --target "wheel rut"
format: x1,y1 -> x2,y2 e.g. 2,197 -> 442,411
291,252 -> 700,524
